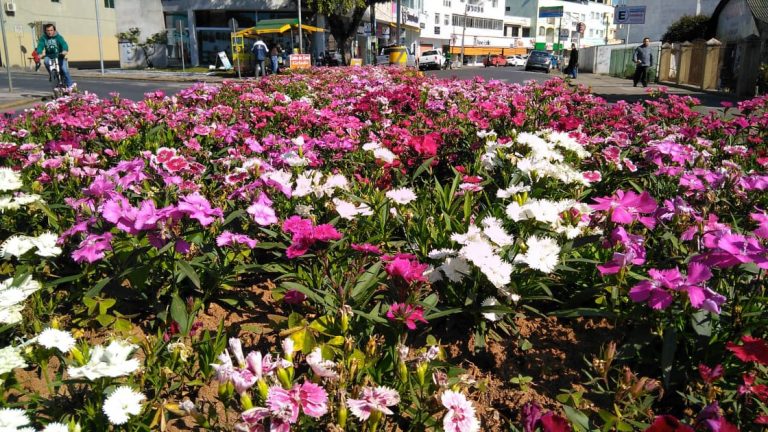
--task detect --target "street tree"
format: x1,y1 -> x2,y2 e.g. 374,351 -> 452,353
661,15 -> 712,43
304,0 -> 390,64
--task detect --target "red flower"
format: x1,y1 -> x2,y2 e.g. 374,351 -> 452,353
726,335 -> 768,365
698,363 -> 724,384
540,412 -> 572,432
409,133 -> 439,158
645,415 -> 694,432
755,415 -> 768,425
385,257 -> 428,283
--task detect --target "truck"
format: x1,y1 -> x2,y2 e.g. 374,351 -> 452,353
417,49 -> 445,70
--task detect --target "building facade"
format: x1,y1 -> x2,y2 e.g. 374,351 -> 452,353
0,0 -> 119,69
506,0 -> 617,50
614,0 -> 720,44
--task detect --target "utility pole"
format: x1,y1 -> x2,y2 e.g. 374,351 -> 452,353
460,2 -> 468,66
396,0 -> 401,45
0,9 -> 12,92
297,0 -> 303,53
94,0 -> 105,74
370,3 -> 376,64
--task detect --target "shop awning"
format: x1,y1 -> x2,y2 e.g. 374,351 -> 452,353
448,46 -> 528,56
235,19 -> 324,37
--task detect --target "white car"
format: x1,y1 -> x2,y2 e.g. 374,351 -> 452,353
505,55 -> 526,67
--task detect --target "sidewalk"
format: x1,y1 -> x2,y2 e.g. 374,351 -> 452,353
567,72 -> 739,111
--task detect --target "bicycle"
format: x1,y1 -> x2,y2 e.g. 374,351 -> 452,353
47,56 -> 70,99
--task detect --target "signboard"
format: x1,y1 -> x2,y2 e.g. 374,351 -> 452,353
217,51 -> 232,70
290,53 -> 311,69
614,6 -> 646,24
350,58 -> 362,66
539,6 -> 563,18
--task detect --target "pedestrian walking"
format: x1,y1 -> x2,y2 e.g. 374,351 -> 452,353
566,43 -> 578,79
633,37 -> 654,88
252,37 -> 268,77
270,44 -> 280,74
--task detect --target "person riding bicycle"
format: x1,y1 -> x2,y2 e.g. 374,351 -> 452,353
35,23 -> 74,89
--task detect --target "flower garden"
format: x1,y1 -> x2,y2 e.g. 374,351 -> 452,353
0,67 -> 766,431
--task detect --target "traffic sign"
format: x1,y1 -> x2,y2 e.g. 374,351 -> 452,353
539,6 -> 563,18
614,6 -> 646,24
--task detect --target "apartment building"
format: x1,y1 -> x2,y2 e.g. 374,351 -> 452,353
507,0 -> 617,49
613,0 -> 719,44
0,0 -> 119,68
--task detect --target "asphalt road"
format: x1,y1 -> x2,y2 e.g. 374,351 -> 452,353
8,71 -> 192,102
424,64 -> 556,85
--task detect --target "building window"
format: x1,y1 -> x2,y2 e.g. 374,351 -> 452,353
104,0 -> 115,7
434,26 -> 441,35
538,26 -> 545,36
435,13 -> 439,24
522,27 -> 530,37
51,0 -> 60,2
444,14 -> 449,25
443,0 -> 451,6
492,0 -> 497,7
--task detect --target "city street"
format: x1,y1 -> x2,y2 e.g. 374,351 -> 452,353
425,65 -> 555,85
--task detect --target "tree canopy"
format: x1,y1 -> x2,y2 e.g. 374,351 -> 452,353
661,14 -> 712,43
305,0 -> 390,63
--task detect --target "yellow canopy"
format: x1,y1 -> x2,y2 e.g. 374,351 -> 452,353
235,19 -> 324,37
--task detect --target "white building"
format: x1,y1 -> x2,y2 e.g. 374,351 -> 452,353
419,0 -> 519,65
507,0 -> 618,50
614,0 -> 720,44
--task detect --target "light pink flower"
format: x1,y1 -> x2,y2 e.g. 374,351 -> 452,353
266,382 -> 329,424
247,192 -> 278,226
306,347 -> 339,380
347,386 -> 400,421
441,390 -> 480,432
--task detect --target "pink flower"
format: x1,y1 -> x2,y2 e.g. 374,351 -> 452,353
351,243 -> 382,255
72,232 -> 113,263
266,382 -> 328,424
441,390 -> 480,432
590,189 -> 657,229
217,231 -> 258,248
347,386 -> 400,421
281,216 -> 342,259
247,192 -> 278,226
386,303 -> 428,330
177,192 -> 223,226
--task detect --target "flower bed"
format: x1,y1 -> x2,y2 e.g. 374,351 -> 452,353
0,67 -> 766,431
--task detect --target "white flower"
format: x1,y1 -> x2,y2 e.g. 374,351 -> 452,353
229,337 -> 245,367
31,232 -> 62,257
323,174 -> 349,191
481,217 -> 514,247
282,150 -> 309,167
306,347 -> 339,380
516,235 -> 561,274
36,328 -> 76,352
0,167 -> 23,192
0,275 -> 42,324
439,256 -> 471,283
0,235 -> 35,258
67,340 -> 140,380
385,187 -> 417,205
0,408 -> 33,430
294,204 -> 314,217
12,193 -> 42,206
103,386 -> 146,425
373,147 -> 397,163
0,345 -> 27,375
481,297 -> 504,322
42,422 -> 70,432
0,195 -> 16,213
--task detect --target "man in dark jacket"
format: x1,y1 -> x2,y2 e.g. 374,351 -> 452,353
632,37 -> 654,87
566,43 -> 578,79
251,38 -> 268,77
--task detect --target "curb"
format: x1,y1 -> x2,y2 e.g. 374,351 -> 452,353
0,96 -> 43,111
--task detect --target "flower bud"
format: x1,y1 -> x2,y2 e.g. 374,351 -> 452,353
276,367 -> 292,388
240,392 -> 253,410
398,360 -> 408,383
338,403 -> 348,428
257,379 -> 269,401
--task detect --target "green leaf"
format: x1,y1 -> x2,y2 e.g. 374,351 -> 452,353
423,307 -> 463,320
661,327 -> 677,388
84,276 -> 112,297
563,405 -> 591,432
95,314 -> 116,327
176,260 -> 201,289
412,156 -> 435,179
350,261 -> 383,305
690,309 -> 712,337
170,293 -> 191,334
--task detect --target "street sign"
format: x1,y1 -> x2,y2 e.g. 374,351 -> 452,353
577,22 -> 586,34
539,6 -> 563,18
290,54 -> 311,70
559,29 -> 569,38
614,6 -> 646,24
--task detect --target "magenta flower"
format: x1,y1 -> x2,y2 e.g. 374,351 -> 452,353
72,232 -> 113,263
347,386 -> 400,421
628,268 -> 680,310
177,192 -> 223,226
717,234 -> 768,269
281,216 -> 342,259
385,257 -> 428,283
386,303 -> 428,330
590,189 -> 657,229
351,243 -> 382,255
441,390 -> 480,432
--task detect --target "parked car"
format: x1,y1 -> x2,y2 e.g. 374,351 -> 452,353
524,50 -> 553,73
505,55 -> 526,67
483,54 -> 507,67
321,50 -> 343,67
418,49 -> 445,70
